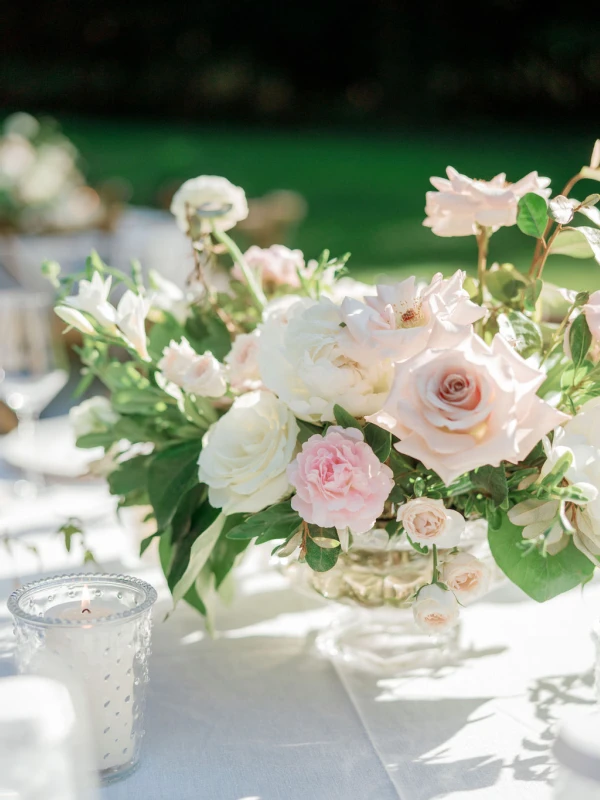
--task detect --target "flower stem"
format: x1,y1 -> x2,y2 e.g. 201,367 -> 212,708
212,227 -> 267,309
432,544 -> 439,584
530,173 -> 583,274
475,226 -> 490,310
533,224 -> 563,281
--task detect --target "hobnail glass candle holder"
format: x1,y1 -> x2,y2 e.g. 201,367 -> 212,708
8,574 -> 157,785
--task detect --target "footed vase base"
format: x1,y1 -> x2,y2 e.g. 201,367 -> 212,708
316,607 -> 460,675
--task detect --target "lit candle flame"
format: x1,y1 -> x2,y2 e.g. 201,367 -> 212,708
81,585 -> 92,614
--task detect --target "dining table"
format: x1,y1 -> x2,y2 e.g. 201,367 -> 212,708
0,415 -> 598,800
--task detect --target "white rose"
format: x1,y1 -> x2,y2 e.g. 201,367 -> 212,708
440,552 -> 492,604
198,390 -> 298,514
397,498 -> 465,548
224,330 -> 262,392
258,295 -> 393,423
158,338 -> 227,398
170,175 -> 248,234
70,396 -> 120,439
64,272 -> 116,330
412,584 -> 460,633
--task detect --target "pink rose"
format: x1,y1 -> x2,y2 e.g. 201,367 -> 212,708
368,324 -> 569,485
341,270 -> 484,362
234,245 -> 304,290
224,330 -> 263,392
424,166 -> 551,237
287,426 -> 394,534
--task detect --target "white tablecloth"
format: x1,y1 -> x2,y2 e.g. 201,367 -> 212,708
1,479 -> 598,800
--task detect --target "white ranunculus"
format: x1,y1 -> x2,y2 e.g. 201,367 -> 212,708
224,330 -> 262,392
440,552 -> 492,604
412,584 -> 460,634
70,396 -> 120,439
397,497 -> 465,548
158,338 -> 227,398
54,306 -> 95,335
258,295 -> 393,423
537,403 -> 600,564
198,390 -> 299,514
170,175 -> 248,234
64,272 -> 117,330
115,290 -> 151,361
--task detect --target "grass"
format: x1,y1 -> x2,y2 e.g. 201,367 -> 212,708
63,116 -> 600,290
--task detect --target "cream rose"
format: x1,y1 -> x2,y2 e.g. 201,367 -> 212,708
198,390 -> 298,514
233,245 -> 304,290
70,396 -> 120,440
412,584 -> 460,634
440,552 -> 491,604
158,338 -> 227,398
397,498 -> 465,548
170,175 -> 248,234
424,166 -> 551,237
258,295 -> 393,423
369,324 -> 568,485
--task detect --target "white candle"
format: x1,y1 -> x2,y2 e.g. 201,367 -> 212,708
42,587 -> 138,774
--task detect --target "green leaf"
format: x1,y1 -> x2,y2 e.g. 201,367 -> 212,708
488,514 -> 594,602
523,279 -> 543,313
207,515 -> 251,588
333,404 -> 362,430
58,520 -> 83,553
305,526 -> 340,572
147,313 -> 185,362
517,193 -> 549,238
147,440 -> 203,529
550,228 -> 598,259
364,423 -> 392,462
297,419 -> 323,444
140,532 -> 159,556
498,311 -> 543,358
185,307 -> 232,361
111,387 -> 171,416
225,500 -> 302,543
471,465 -> 508,507
171,512 -> 225,607
486,267 -> 524,303
167,496 -> 220,592
569,313 -> 592,370
107,454 -> 151,497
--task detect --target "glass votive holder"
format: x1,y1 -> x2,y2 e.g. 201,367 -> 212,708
0,675 -> 97,800
553,712 -> 600,799
8,573 -> 157,785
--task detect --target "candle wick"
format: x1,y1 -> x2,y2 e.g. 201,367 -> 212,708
81,608 -> 91,614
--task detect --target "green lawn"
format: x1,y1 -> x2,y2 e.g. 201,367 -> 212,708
64,117 -> 600,290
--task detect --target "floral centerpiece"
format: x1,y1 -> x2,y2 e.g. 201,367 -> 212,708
0,112 -> 110,235
50,152 -> 600,638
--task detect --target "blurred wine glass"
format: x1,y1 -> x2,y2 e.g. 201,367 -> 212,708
0,290 -> 69,494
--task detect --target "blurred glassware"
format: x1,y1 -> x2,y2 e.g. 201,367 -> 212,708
0,674 -> 98,800
0,290 -> 69,493
553,712 -> 600,799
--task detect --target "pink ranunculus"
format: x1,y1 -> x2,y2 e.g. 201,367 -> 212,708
424,166 -> 551,237
287,426 -> 394,534
233,244 -> 305,290
341,270 -> 484,362
367,324 -> 569,486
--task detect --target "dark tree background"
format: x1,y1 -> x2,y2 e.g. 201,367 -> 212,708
2,0 -> 600,126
